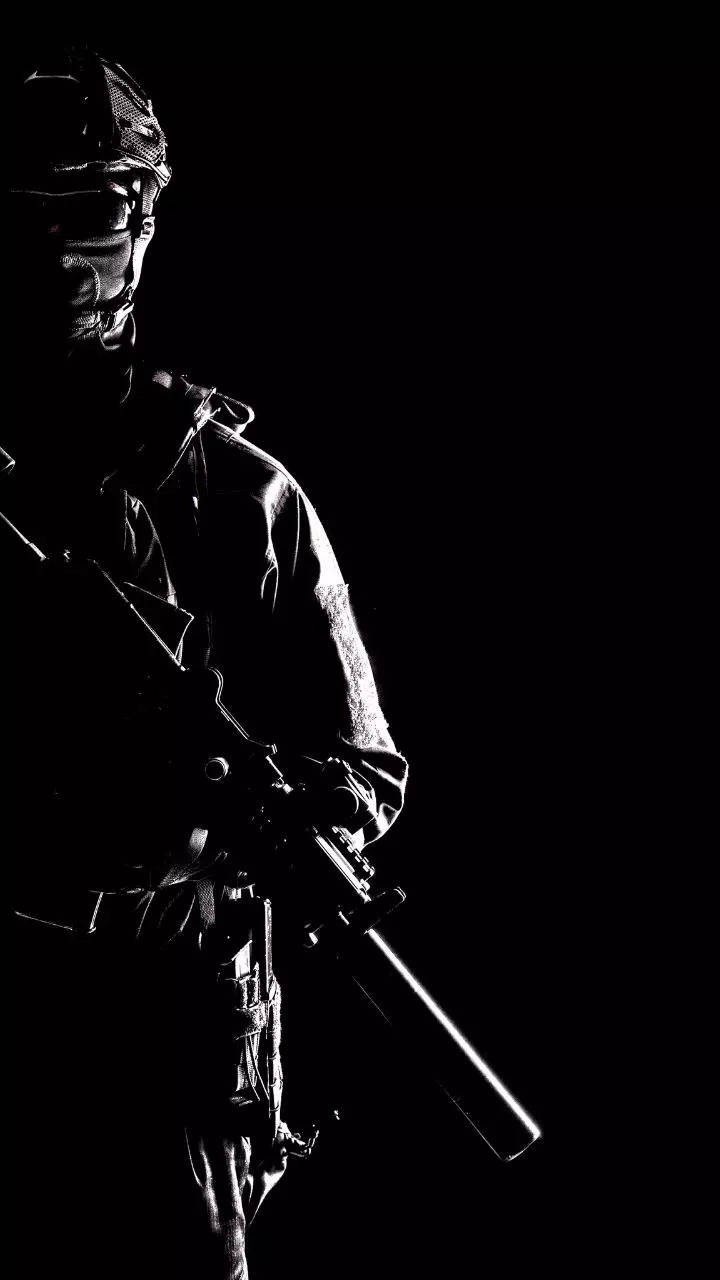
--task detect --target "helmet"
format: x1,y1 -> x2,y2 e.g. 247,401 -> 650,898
11,48 -> 171,348
13,47 -> 171,195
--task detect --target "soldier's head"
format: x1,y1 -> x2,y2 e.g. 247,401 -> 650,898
10,47 -> 171,352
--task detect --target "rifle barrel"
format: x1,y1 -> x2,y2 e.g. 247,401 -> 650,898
347,926 -> 541,1161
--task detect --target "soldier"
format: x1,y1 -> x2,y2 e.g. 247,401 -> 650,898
7,47 -> 408,1279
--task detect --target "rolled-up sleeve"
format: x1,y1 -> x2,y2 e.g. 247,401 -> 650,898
263,483 -> 408,846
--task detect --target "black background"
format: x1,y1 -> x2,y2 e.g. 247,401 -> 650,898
12,30 -> 714,1278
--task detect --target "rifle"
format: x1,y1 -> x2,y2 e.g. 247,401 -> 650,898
1,465 -> 540,1163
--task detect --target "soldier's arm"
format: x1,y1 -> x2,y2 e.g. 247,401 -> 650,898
268,483 -> 408,847
196,429 -> 408,849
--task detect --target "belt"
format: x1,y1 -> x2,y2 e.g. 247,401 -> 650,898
13,888 -> 105,935
12,879 -> 259,938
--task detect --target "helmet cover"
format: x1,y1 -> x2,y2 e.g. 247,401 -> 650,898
13,47 -> 171,192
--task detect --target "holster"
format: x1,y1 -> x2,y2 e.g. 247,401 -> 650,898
198,882 -> 283,1143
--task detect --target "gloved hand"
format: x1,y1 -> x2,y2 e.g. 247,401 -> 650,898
292,755 -> 379,836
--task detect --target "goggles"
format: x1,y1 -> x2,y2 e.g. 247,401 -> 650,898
10,182 -> 136,239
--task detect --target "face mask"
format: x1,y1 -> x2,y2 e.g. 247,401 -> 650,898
13,215 -> 155,345
44,230 -> 134,339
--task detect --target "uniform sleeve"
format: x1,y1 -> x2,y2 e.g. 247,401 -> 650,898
261,484 -> 408,847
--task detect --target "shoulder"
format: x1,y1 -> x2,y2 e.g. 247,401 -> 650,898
144,368 -> 303,516
203,422 -> 300,510
132,369 -> 342,578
